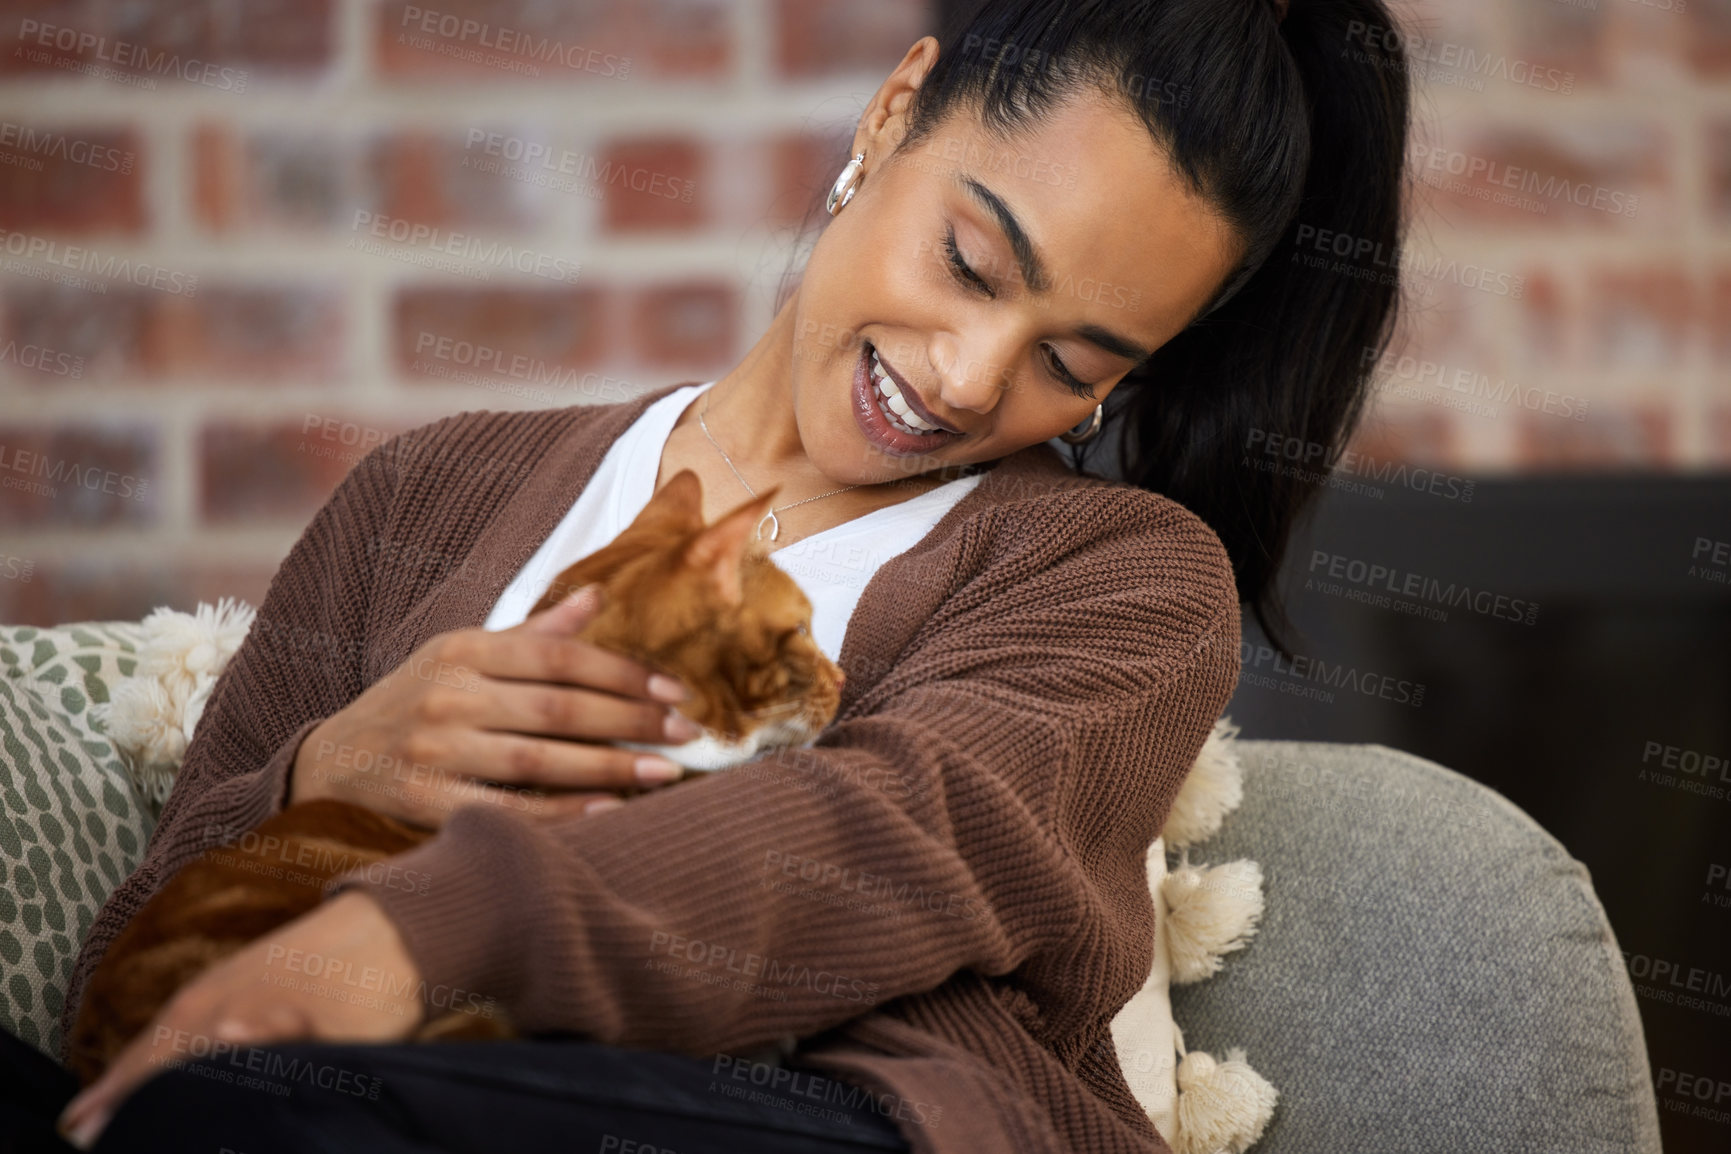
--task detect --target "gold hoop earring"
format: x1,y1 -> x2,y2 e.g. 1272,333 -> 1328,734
826,152 -> 865,216
1058,404 -> 1103,444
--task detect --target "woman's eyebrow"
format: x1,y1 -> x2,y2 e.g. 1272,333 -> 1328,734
956,174 -> 1152,364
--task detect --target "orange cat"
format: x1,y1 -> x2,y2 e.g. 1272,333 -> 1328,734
67,469 -> 846,1085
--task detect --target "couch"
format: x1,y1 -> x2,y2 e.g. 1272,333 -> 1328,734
0,619 -> 1663,1152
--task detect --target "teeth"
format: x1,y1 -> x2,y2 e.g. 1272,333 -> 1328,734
869,350 -> 942,434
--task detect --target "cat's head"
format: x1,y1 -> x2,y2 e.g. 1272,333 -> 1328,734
530,469 -> 846,753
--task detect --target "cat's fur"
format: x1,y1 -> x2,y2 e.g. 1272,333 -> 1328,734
67,469 -> 845,1085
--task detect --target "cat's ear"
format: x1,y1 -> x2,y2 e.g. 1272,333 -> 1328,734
684,486 -> 779,606
633,469 -> 707,533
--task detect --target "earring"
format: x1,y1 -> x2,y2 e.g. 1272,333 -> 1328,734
1058,404 -> 1103,444
826,152 -> 866,216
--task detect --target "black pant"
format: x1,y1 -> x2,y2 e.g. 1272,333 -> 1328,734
0,1027 -> 912,1154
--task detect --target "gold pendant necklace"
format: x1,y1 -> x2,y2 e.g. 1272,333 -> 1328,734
697,391 -> 864,542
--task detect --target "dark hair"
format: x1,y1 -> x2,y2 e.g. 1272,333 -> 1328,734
790,0 -> 1412,654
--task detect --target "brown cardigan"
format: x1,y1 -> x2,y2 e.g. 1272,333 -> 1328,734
65,382 -> 1241,1154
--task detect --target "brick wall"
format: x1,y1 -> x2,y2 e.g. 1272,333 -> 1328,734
0,0 -> 1721,626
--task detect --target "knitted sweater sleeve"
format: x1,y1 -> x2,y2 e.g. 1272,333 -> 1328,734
58,431 -> 402,1054
332,489 -> 1242,1056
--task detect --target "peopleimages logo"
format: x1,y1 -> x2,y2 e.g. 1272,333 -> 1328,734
0,122 -> 134,172
462,130 -> 695,202
346,210 -> 581,282
1239,641 -> 1426,707
1242,428 -> 1476,504
398,5 -> 631,77
1409,143 -> 1639,218
1307,549 -> 1540,626
16,18 -> 250,91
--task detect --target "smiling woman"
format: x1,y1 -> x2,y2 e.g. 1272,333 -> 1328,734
36,1 -> 1412,1153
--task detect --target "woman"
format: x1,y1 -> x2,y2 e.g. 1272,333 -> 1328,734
32,0 -> 1409,1149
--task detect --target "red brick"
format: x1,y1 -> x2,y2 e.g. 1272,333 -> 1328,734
1709,269 -> 1731,368
1408,121 -> 1667,229
0,124 -> 145,235
1503,0 -> 1607,87
1514,405 -> 1671,469
596,138 -> 704,232
771,131 -> 853,227
0,0 -> 334,81
1583,267 -> 1696,369
191,122 -> 240,231
1515,269 -> 1570,370
1387,271 -> 1510,381
200,419 -> 377,524
1710,406 -> 1731,466
0,424 -> 158,527
190,125 -> 555,234
0,283 -> 346,382
1343,408 -> 1460,471
1707,119 -> 1731,226
774,0 -> 931,78
368,130 -> 558,232
630,283 -> 737,369
391,285 -> 609,392
374,0 -> 729,82
1687,0 -> 1731,76
0,558 -> 278,628
192,123 -> 353,232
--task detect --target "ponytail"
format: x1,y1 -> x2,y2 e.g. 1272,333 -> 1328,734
1091,0 -> 1413,652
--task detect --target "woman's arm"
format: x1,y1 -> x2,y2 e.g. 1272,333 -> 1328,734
332,490 -> 1242,1056
58,429 -> 404,1052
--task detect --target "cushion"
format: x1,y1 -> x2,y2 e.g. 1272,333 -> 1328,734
1110,833 -> 1177,1142
0,624 -> 156,1056
1166,740 -> 1663,1153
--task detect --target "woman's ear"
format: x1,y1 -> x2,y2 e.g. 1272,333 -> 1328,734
853,35 -> 941,161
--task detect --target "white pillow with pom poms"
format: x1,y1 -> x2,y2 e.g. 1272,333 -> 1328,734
1110,716 -> 1279,1154
90,597 -> 256,807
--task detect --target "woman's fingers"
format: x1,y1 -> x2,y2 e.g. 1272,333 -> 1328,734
416,725 -> 683,795
290,583 -> 693,828
59,892 -> 424,1149
486,585 -> 692,706
430,676 -> 700,747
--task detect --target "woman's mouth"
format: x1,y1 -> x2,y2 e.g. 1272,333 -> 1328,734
852,342 -> 959,456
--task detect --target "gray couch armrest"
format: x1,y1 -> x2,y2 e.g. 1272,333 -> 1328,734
1169,740 -> 1661,1154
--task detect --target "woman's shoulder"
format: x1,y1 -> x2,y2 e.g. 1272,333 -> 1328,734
968,444 -> 1241,613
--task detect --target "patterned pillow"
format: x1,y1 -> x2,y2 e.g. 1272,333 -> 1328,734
0,624 -> 156,1056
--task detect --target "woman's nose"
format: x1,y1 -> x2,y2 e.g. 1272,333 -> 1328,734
928,332 -> 1012,414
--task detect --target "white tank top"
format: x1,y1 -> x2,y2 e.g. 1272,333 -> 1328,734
483,381 -> 984,666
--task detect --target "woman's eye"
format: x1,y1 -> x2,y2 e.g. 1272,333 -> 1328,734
943,227 -> 994,298
944,222 -> 1095,400
1044,346 -> 1097,400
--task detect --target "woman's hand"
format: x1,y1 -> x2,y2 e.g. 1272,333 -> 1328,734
56,891 -> 424,1149
288,584 -> 701,827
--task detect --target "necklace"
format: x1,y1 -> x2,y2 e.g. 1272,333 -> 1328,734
697,390 -> 863,542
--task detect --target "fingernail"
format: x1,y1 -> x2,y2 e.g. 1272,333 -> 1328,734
584,797 -> 627,815
65,1108 -> 107,1150
646,673 -> 690,704
664,712 -> 704,743
563,584 -> 599,610
634,755 -> 683,785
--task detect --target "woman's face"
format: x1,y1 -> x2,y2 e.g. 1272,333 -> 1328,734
789,38 -> 1244,483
